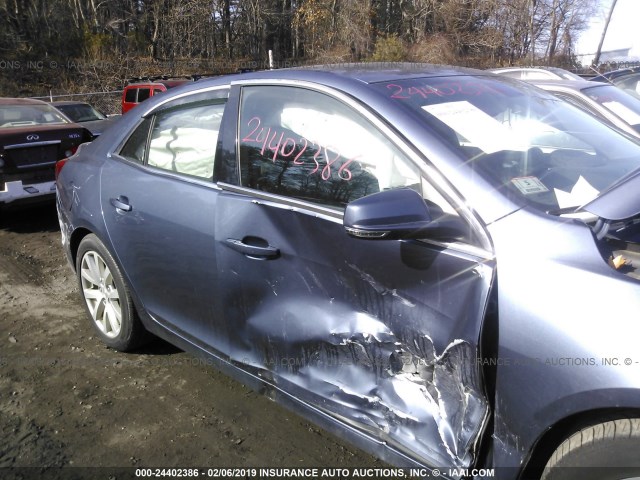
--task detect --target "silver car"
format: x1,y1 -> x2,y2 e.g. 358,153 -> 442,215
489,66 -> 583,81
526,78 -> 640,139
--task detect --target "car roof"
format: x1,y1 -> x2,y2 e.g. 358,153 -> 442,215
592,66 -> 640,82
489,66 -> 581,78
126,79 -> 192,88
51,101 -> 92,106
188,62 -> 485,90
294,62 -> 480,81
0,97 -> 49,106
527,78 -> 604,90
491,66 -> 554,72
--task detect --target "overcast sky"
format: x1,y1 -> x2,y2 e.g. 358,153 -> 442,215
575,0 -> 640,55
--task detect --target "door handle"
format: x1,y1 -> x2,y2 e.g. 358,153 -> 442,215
110,196 -> 132,212
224,238 -> 280,259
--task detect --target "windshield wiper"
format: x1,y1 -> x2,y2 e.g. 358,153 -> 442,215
546,205 -> 583,216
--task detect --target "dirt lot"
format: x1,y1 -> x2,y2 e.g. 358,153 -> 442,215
0,203 -> 381,478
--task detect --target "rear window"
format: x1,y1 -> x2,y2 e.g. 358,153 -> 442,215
56,103 -> 106,122
0,103 -> 69,128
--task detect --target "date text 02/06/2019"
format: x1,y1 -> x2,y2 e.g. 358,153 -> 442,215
135,467 -> 496,478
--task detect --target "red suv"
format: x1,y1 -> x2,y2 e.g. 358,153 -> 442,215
122,78 -> 192,114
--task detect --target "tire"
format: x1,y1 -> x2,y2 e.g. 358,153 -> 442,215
541,419 -> 640,480
76,234 -> 149,352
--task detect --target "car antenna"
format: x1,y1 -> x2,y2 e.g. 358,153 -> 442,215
589,65 -> 614,84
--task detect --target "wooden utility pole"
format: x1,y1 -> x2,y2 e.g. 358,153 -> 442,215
593,0 -> 618,66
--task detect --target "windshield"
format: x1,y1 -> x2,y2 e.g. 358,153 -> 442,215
55,103 -> 106,122
377,75 -> 640,213
0,103 -> 69,128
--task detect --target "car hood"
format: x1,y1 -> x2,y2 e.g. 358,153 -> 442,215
583,168 -> 640,220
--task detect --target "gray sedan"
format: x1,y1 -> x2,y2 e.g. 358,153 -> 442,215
56,64 -> 640,479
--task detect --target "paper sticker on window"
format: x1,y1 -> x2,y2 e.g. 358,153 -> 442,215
511,176 -> 549,195
422,101 -> 522,153
554,175 -> 599,209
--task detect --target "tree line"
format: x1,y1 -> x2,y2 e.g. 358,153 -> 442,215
0,0 -> 598,93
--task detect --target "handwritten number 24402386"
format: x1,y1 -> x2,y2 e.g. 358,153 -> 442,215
241,116 -> 356,181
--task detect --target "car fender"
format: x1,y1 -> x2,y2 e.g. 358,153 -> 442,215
486,208 -> 640,471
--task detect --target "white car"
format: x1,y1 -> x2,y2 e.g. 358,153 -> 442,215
490,66 -> 583,81
527,79 -> 640,139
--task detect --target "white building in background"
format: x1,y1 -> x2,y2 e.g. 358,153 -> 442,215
574,0 -> 640,67
577,48 -> 640,68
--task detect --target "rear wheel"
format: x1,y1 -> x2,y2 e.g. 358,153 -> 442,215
76,234 -> 149,351
541,419 -> 640,480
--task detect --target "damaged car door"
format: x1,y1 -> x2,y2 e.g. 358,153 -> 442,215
214,84 -> 495,468
100,89 -> 229,341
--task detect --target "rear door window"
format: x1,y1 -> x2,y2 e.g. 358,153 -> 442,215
147,101 -> 225,180
120,117 -> 152,164
118,90 -> 229,180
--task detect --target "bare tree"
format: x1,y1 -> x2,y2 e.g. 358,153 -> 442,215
0,0 -> 605,95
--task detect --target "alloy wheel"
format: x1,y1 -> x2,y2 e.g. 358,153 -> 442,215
80,250 -> 122,338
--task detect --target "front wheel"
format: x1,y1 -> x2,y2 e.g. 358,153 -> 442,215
542,419 -> 640,480
76,234 -> 149,351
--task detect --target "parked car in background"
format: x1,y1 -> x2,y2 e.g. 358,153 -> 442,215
52,101 -> 116,137
591,66 -> 640,100
0,97 -> 92,208
525,78 -> 640,138
490,66 -> 582,81
122,77 -> 193,114
57,64 -> 640,479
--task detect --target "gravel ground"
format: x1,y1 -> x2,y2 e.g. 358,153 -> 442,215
0,203 -> 382,479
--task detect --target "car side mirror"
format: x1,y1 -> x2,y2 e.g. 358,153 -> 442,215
344,188 -> 469,241
343,188 -> 431,240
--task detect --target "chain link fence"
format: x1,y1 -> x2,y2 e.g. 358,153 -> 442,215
597,60 -> 640,72
31,91 -> 123,116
